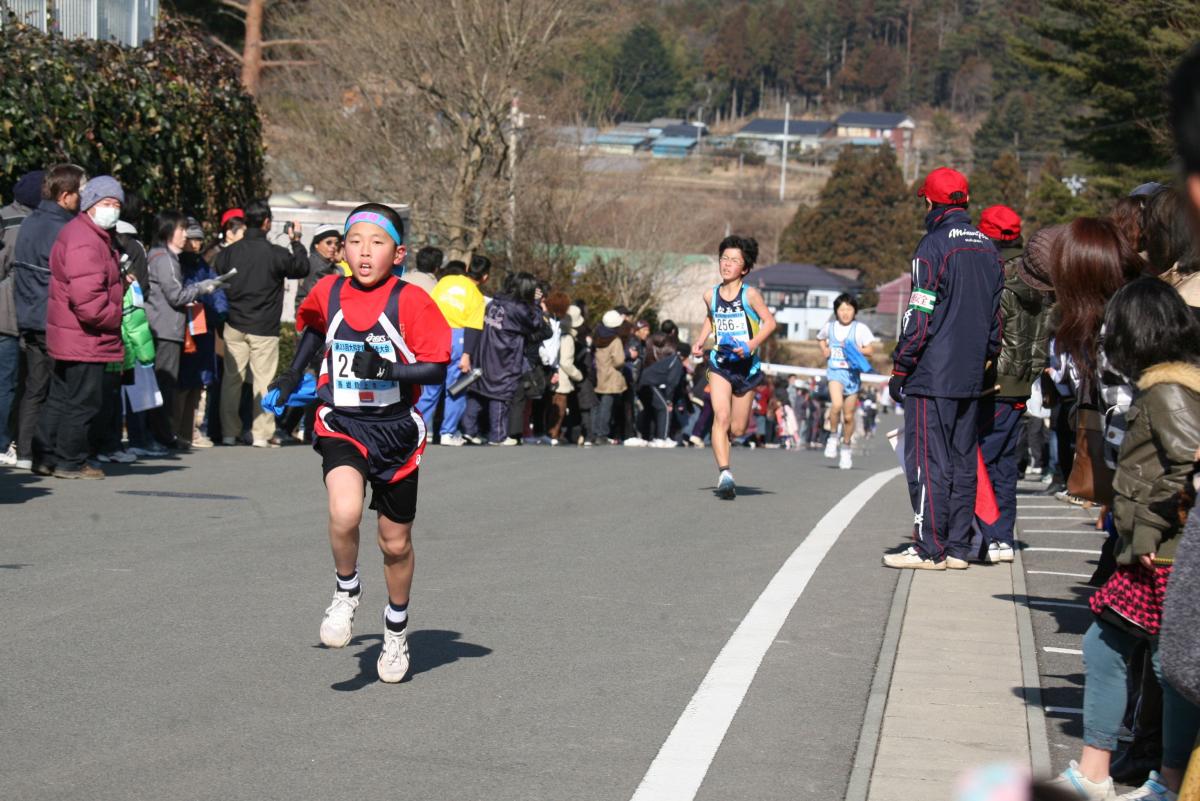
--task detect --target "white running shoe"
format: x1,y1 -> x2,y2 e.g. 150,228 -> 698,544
441,434 -> 464,447
624,436 -> 648,447
995,542 -> 1015,562
689,435 -> 704,448
14,457 -> 32,470
494,437 -> 519,446
838,446 -> 852,470
1046,761 -> 1117,800
319,588 -> 362,648
0,443 -> 17,467
377,621 -> 411,683
716,470 -> 736,499
882,546 -> 946,570
1115,772 -> 1176,801
824,436 -> 839,459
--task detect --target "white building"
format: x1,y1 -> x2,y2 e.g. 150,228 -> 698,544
2,0 -> 159,47
745,262 -> 864,341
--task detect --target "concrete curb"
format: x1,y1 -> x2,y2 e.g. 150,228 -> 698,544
845,568 -> 913,801
1012,540 -> 1053,777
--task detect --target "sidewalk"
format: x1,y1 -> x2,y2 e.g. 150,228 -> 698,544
853,556 -> 1048,801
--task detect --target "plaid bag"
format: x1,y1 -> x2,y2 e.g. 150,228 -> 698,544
1089,563 -> 1173,635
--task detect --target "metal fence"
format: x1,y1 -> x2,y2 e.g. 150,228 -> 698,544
1,0 -> 158,46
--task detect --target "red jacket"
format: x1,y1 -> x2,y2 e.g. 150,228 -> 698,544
46,213 -> 123,363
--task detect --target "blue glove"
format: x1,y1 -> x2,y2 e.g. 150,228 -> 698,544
261,372 -> 318,416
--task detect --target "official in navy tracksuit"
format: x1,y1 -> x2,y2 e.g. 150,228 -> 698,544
885,168 -> 1004,570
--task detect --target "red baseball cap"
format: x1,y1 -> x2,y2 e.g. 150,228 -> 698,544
220,208 -> 245,227
918,167 -> 969,205
978,205 -> 1022,241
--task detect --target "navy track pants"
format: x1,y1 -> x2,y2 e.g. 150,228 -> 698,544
903,394 -> 979,561
977,398 -> 1024,547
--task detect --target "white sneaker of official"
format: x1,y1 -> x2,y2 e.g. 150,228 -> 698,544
319,588 -> 361,648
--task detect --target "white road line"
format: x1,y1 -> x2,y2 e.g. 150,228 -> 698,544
1023,529 -> 1100,534
1043,647 -> 1083,655
1024,547 -> 1102,555
1031,600 -> 1089,609
1019,516 -> 1094,521
629,467 -> 904,801
1045,706 -> 1084,716
1028,570 -> 1092,579
1017,504 -> 1083,509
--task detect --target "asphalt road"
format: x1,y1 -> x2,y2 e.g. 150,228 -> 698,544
1,428 -> 912,801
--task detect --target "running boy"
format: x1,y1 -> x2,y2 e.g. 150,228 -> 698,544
817,293 -> 876,469
269,204 -> 450,683
691,235 -> 777,499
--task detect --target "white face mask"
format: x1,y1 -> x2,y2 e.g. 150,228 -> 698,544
91,205 -> 120,230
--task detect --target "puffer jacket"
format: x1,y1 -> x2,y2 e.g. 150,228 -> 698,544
593,329 -> 626,394
555,326 -> 584,394
1112,361 -> 1200,564
13,199 -> 75,333
45,212 -> 123,362
145,246 -> 205,343
989,256 -> 1055,399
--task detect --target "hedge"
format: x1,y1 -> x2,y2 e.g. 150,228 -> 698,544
0,14 -> 267,231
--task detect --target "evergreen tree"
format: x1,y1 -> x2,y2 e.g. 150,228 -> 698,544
779,146 -> 920,291
613,23 -> 681,121
1022,156 -> 1088,233
970,151 -> 1027,215
1017,0 -> 1200,169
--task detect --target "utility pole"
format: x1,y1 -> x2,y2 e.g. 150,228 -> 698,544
507,92 -> 520,265
779,100 -> 790,202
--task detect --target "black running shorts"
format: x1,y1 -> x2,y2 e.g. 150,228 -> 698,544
317,437 -> 419,523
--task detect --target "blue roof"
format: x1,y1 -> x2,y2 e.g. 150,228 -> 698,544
652,137 -> 698,149
736,118 -> 833,137
660,124 -> 705,139
596,132 -> 650,145
835,111 -> 912,128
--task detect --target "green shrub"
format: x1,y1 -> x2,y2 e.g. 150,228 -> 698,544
0,14 -> 267,231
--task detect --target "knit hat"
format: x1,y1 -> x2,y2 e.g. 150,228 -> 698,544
978,205 -> 1021,242
567,304 -> 584,330
1018,224 -> 1063,292
79,175 -> 124,212
12,170 -> 44,208
311,224 -> 341,244
601,310 -> 623,329
185,217 -> 204,240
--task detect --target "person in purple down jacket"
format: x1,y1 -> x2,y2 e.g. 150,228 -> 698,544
36,176 -> 125,479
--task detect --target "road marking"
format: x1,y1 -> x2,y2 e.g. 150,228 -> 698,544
1045,706 -> 1084,716
1031,600 -> 1089,609
1043,647 -> 1083,655
629,467 -> 904,801
1019,516 -> 1094,521
1023,529 -> 1100,534
1017,504 -> 1083,509
1028,570 -> 1092,579
1024,547 -> 1102,554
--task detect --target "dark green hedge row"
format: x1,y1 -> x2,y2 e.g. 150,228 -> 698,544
0,14 -> 267,229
